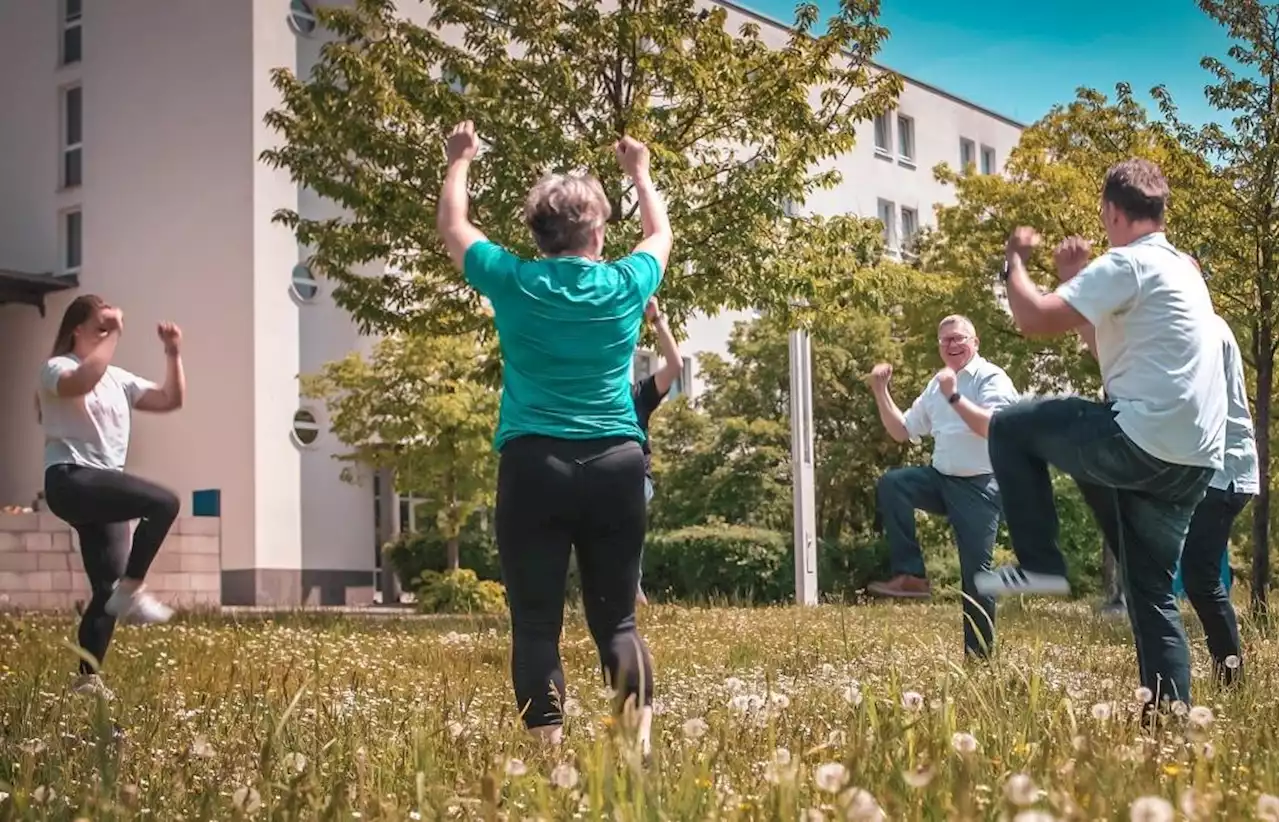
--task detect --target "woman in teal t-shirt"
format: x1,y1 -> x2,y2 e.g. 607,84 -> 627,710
436,121 -> 672,754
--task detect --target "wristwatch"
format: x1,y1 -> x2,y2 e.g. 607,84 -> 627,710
947,392 -> 961,405
999,260 -> 1011,282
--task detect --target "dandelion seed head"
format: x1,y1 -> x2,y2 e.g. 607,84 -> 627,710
1170,701 -> 1189,717
1224,654 -> 1240,670
562,698 -> 583,718
951,732 -> 979,755
681,717 -> 709,740
504,758 -> 527,778
838,787 -> 885,821
773,747 -> 792,766
1134,686 -> 1153,704
843,684 -> 863,706
1090,702 -> 1113,721
1129,795 -> 1174,822
1256,794 -> 1279,822
550,763 -> 579,790
1004,773 -> 1038,806
900,690 -> 925,711
1013,812 -> 1057,822
1187,705 -> 1214,729
232,786 -> 262,814
284,752 -> 307,773
902,765 -> 935,789
814,762 -> 850,793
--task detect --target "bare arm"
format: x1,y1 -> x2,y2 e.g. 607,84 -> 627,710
55,332 -> 119,398
651,312 -> 683,395
873,388 -> 911,443
1005,251 -> 1087,337
632,171 -> 672,268
437,122 -> 487,270
134,352 -> 185,412
1077,322 -> 1098,358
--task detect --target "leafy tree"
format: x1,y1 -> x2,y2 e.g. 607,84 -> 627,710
260,0 -> 902,336
650,262 -> 952,540
923,85 -> 1222,395
1152,0 -> 1277,616
301,332 -> 499,569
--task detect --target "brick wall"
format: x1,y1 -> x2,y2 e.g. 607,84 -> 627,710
0,513 -> 220,611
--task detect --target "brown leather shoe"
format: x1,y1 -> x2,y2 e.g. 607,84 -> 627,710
866,575 -> 932,599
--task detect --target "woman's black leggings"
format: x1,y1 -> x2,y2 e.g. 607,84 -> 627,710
44,464 -> 180,674
495,435 -> 654,729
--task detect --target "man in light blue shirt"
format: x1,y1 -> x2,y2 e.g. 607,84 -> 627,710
867,314 -> 1020,658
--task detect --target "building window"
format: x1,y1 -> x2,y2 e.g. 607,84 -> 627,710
896,115 -> 915,164
443,69 -> 467,94
877,199 -> 896,250
292,408 -> 320,447
981,145 -> 996,175
668,356 -> 694,399
873,113 -> 891,156
633,351 -> 655,382
960,138 -> 976,172
290,263 -> 318,301
61,0 -> 82,65
287,0 -> 317,36
901,206 -> 918,243
781,198 -> 801,218
62,86 -> 82,188
63,210 -> 82,273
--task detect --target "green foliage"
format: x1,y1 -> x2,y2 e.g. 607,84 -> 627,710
414,568 -> 507,615
261,0 -> 902,336
643,524 -> 792,603
302,331 -> 499,567
382,527 -> 499,589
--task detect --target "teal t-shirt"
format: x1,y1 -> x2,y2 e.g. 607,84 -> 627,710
463,240 -> 664,451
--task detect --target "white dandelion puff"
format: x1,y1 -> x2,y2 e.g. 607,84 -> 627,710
504,759 -> 527,778
1013,812 -> 1057,822
951,732 -> 979,755
549,763 -> 579,790
773,747 -> 792,766
1129,796 -> 1174,822
447,721 -> 466,740
769,692 -> 791,709
562,699 -> 583,718
1224,654 -> 1241,670
814,762 -> 850,793
283,752 -> 307,774
1004,773 -> 1038,807
1170,701 -> 1189,717
839,787 -> 885,822
1257,794 -> 1279,822
900,690 -> 925,712
681,717 -> 709,740
1187,705 -> 1214,729
843,684 -> 863,706
232,787 -> 262,814
1090,702 -> 1112,721
1133,686 -> 1153,704
902,765 -> 935,789
30,786 -> 54,805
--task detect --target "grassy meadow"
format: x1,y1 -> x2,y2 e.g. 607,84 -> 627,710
0,600 -> 1276,821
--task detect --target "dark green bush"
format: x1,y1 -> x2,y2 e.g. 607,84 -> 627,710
642,524 -> 793,603
383,528 -> 500,590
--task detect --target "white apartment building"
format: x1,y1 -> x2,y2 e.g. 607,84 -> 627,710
0,0 -> 1022,606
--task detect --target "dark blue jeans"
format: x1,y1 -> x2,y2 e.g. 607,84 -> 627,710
1094,484 -> 1250,684
877,466 -> 1001,657
988,398 -> 1212,704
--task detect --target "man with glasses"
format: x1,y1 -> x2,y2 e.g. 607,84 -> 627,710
866,314 -> 1020,658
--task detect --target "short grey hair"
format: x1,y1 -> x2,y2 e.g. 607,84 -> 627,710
938,314 -> 977,338
523,173 -> 611,255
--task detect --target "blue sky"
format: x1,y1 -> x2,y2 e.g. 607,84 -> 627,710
741,0 -> 1239,127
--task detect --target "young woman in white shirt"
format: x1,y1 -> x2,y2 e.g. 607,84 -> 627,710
38,294 -> 186,699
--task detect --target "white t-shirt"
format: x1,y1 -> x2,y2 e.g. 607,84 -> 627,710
1056,232 -> 1225,469
40,355 -> 155,471
1210,315 -> 1259,494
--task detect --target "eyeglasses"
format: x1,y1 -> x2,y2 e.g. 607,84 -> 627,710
938,334 -> 972,346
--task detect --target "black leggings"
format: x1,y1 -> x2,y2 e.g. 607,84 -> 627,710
44,464 -> 180,674
495,435 -> 653,729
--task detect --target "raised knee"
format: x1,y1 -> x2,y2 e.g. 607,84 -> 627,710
877,470 -> 906,498
153,488 -> 180,522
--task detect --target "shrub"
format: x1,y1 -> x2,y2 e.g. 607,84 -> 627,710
383,528 -> 499,589
643,524 -> 792,603
414,569 -> 507,615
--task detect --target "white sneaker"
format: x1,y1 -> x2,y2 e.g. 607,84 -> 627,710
72,673 -> 116,702
974,566 -> 1071,597
105,585 -> 174,624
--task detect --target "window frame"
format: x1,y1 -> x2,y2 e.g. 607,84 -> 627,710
61,0 -> 82,65
901,206 -> 919,242
959,138 -> 976,172
290,263 -> 319,302
291,408 -> 321,448
287,0 -> 318,37
872,112 -> 892,158
980,145 -> 996,175
62,209 -> 83,274
62,85 -> 82,189
896,114 -> 916,166
877,198 -> 897,251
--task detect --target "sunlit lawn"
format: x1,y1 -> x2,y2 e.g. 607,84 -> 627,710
0,599 -> 1276,821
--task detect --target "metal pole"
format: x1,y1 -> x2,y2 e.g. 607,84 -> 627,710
377,466 -> 402,604
789,327 -> 818,605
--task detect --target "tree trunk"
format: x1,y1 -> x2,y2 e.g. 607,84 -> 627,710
446,536 -> 461,572
1250,321 -> 1273,619
376,466 -> 402,604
